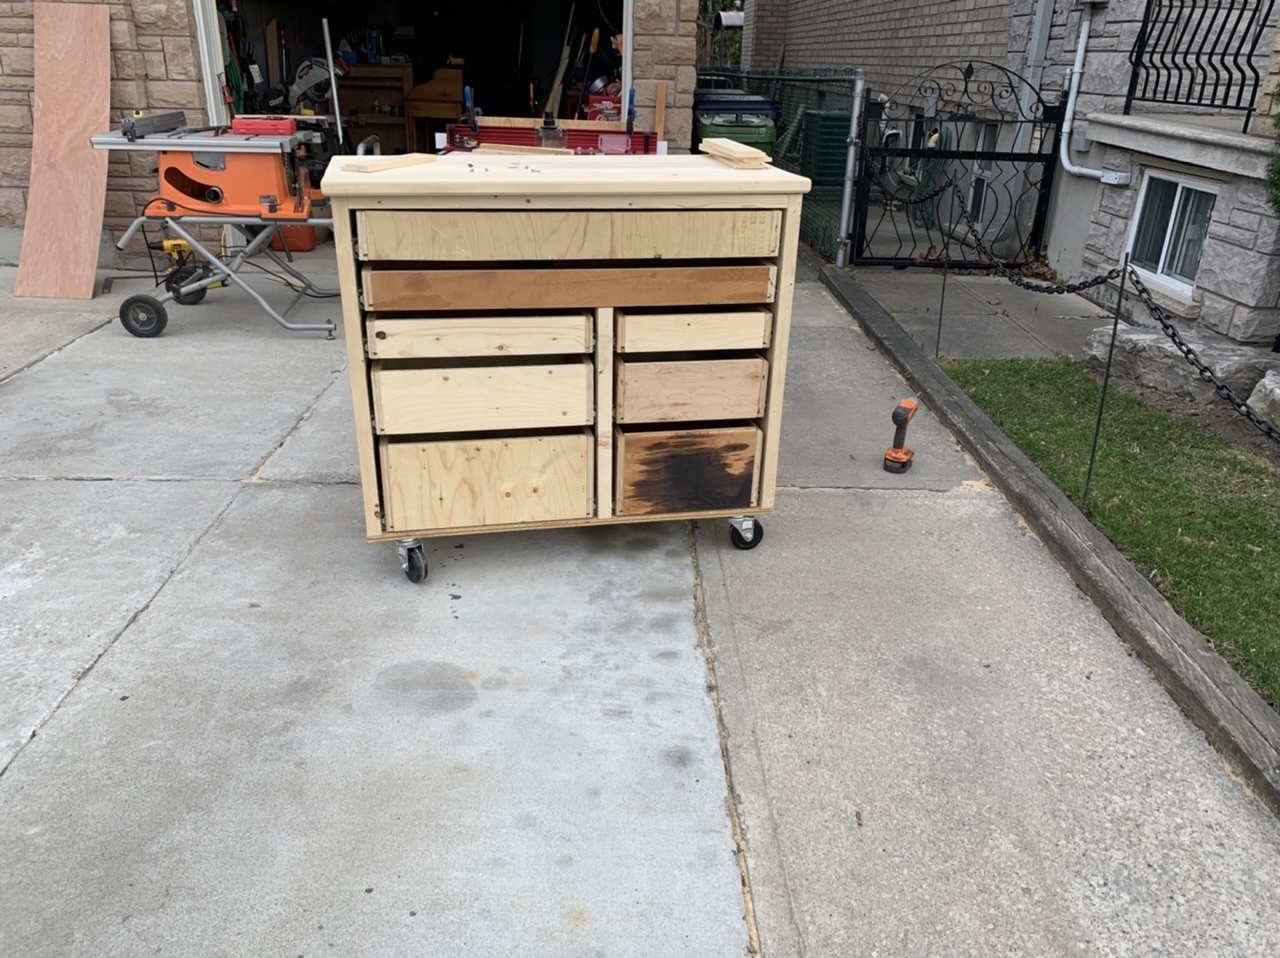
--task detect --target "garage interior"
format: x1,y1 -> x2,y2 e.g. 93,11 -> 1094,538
217,1 -> 627,153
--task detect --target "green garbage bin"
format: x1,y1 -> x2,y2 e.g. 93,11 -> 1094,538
696,114 -> 777,158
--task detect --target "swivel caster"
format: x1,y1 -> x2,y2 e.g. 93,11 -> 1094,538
397,539 -> 427,583
728,516 -> 764,550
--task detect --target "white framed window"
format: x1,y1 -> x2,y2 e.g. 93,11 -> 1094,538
1126,171 -> 1218,296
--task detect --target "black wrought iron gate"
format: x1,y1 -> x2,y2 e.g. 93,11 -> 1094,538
853,61 -> 1063,268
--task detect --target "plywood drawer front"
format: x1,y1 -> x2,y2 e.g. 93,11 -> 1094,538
356,210 -> 781,260
361,264 -> 776,312
616,426 -> 761,516
615,358 -> 768,424
371,360 -> 593,434
366,313 -> 592,359
381,433 -> 593,531
617,309 -> 772,353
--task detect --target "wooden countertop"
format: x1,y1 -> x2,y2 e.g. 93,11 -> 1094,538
321,152 -> 812,198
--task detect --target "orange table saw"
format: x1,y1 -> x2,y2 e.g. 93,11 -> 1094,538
91,114 -> 340,337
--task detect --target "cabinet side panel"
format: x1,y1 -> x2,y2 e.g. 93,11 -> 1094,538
333,199 -> 386,539
758,197 -> 803,509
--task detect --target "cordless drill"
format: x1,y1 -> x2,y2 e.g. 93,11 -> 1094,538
883,399 -> 919,473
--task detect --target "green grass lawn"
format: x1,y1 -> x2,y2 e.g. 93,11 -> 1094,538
942,358 -> 1280,707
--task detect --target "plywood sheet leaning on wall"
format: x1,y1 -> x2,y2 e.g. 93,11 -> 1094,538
15,2 -> 111,300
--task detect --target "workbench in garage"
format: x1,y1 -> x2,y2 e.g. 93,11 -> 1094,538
320,151 -> 811,581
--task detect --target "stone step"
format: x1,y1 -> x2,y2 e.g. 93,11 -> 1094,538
1084,324 -> 1280,403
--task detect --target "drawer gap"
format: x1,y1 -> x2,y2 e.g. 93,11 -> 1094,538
373,353 -> 591,370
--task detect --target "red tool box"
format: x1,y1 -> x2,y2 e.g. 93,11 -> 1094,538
230,116 -> 299,136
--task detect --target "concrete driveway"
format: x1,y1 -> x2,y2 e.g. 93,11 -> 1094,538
2,258 -> 1278,957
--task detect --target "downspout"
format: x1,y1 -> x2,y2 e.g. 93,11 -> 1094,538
191,0 -> 228,126
1061,2 -> 1131,185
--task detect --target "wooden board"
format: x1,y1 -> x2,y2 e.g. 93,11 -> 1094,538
371,360 -> 594,434
347,154 -> 440,174
700,137 -> 771,169
617,309 -> 773,353
476,115 -> 627,132
472,143 -> 574,156
381,432 -> 592,531
361,264 -> 777,311
756,196 -> 803,510
616,358 -> 768,424
366,313 -> 592,359
356,210 -> 781,261
15,3 -> 110,300
322,152 -> 812,198
616,426 -> 761,516
595,308 -> 614,519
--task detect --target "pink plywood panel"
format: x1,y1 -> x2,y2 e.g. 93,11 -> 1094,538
15,2 -> 111,300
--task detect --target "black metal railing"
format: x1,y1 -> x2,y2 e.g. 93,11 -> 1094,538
1125,0 -> 1277,132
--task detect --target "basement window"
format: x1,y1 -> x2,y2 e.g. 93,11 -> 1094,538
1127,172 -> 1217,296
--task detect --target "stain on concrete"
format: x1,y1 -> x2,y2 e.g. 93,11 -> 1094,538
663,745 -> 694,769
654,649 -> 680,661
480,676 -> 508,691
373,661 -> 479,715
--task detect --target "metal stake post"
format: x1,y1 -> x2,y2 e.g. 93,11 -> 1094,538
1083,253 -> 1128,513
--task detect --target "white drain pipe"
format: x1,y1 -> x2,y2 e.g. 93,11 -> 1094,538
1062,2 -> 1130,185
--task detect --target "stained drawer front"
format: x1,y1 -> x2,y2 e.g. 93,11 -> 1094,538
615,358 -> 768,424
381,433 -> 593,531
616,426 -> 761,516
617,308 -> 772,353
361,264 -> 776,312
357,210 -> 782,261
371,360 -> 593,434
367,313 -> 592,359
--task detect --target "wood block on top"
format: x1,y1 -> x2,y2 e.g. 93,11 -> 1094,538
616,425 -> 761,515
360,264 -> 777,311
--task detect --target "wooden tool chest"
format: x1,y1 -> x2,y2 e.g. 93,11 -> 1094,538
321,152 -> 810,581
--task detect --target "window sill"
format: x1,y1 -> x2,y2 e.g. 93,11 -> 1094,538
1106,273 -> 1202,322
1085,112 -> 1271,180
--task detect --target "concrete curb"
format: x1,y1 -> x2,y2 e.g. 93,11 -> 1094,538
819,263 -> 1280,820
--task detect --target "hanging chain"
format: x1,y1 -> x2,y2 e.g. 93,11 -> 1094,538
927,179 -> 1280,446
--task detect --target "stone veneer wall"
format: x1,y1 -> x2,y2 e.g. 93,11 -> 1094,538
631,0 -> 698,152
0,0 -> 209,233
1080,147 -> 1280,344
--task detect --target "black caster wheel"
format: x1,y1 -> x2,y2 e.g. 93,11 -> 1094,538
730,520 -> 764,551
165,266 -> 207,305
402,545 -> 428,583
119,295 -> 168,338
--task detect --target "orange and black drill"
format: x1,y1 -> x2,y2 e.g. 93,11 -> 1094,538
883,399 -> 919,473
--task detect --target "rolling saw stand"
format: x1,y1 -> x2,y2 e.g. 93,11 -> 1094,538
92,113 -> 339,338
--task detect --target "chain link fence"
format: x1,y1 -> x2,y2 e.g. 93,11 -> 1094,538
697,68 -> 857,260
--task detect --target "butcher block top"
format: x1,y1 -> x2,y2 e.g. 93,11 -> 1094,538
321,152 -> 812,199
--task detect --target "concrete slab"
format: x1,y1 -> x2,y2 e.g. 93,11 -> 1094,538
892,311 -> 1053,358
0,267 -> 112,381
700,488 -> 1280,958
0,479 -> 237,770
853,267 -> 989,316
0,310 -> 346,480
257,373 -> 359,484
789,277 -> 854,328
0,485 -> 749,958
779,323 -> 978,490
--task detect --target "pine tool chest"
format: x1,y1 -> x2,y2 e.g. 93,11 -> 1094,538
321,149 -> 811,582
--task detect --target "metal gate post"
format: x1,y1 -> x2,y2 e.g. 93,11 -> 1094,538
834,68 -> 866,268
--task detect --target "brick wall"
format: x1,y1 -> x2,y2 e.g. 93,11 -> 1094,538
742,0 -> 1011,95
0,0 -> 208,231
631,0 -> 698,151
742,0 -> 786,70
